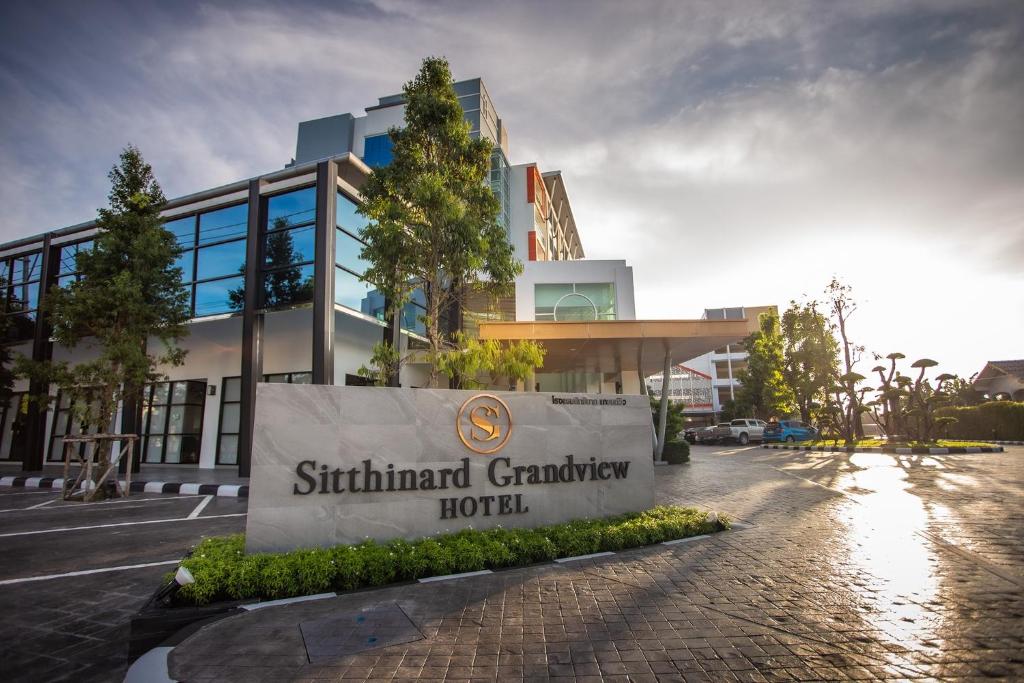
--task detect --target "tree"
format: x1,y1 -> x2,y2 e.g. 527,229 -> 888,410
734,311 -> 796,420
435,332 -> 546,390
358,57 -> 521,387
18,146 -> 190,492
781,301 -> 838,424
823,277 -> 867,442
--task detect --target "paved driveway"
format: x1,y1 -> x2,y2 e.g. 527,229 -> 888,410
165,445 -> 1024,681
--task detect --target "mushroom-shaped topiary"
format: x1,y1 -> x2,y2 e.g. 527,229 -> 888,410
935,373 -> 956,382
839,372 -> 866,385
911,358 -> 938,369
886,352 -> 906,360
871,365 -> 886,373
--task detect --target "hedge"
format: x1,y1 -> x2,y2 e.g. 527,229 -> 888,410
662,440 -> 690,464
936,401 -> 1024,441
175,506 -> 726,606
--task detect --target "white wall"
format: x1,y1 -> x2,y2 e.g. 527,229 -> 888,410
508,164 -> 532,263
514,260 -> 637,322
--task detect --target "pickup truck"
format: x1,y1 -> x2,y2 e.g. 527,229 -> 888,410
695,423 -> 732,444
724,418 -> 768,445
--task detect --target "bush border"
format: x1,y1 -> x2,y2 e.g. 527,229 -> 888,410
176,506 -> 726,606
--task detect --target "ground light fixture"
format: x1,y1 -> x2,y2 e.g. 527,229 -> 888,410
155,566 -> 195,605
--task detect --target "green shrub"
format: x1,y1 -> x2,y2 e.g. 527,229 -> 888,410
662,440 -> 690,464
176,506 -> 728,606
936,401 -> 1024,441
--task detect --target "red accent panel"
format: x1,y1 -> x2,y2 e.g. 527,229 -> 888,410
526,165 -> 536,204
527,231 -> 537,261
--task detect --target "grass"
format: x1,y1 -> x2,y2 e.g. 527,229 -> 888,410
173,506 -> 727,606
800,439 -> 997,449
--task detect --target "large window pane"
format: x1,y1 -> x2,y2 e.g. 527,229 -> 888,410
335,228 -> 369,276
165,216 -> 197,248
220,403 -> 240,432
266,188 -> 316,230
58,241 -> 92,275
175,250 -> 194,283
262,263 -> 313,308
194,276 -> 244,317
336,193 -> 367,235
362,134 -> 393,168
223,377 -> 241,402
218,435 -> 238,465
11,252 -> 41,283
264,226 -> 315,268
198,204 -> 248,245
334,266 -> 372,311
196,239 -> 245,281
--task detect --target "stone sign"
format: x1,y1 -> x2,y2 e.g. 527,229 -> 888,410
245,384 -> 655,553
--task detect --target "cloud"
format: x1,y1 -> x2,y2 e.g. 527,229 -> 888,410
0,0 -> 1020,376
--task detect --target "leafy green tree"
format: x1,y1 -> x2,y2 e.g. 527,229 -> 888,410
781,301 -> 838,424
735,311 -> 796,419
357,57 -> 521,387
435,332 -> 545,390
824,277 -> 867,442
18,146 -> 190,487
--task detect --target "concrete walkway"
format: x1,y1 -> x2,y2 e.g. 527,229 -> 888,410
167,445 -> 1024,681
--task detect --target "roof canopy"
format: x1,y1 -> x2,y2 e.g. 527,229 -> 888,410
478,319 -> 752,377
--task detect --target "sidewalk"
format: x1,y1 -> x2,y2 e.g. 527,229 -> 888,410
0,463 -> 249,497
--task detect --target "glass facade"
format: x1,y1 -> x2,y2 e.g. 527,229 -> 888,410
1,251 -> 42,342
334,192 -> 373,313
217,372 -> 310,465
261,187 -> 316,309
535,283 -> 616,321
57,239 -> 93,289
490,149 -> 511,234
0,393 -> 27,461
167,202 -> 248,318
363,134 -> 394,168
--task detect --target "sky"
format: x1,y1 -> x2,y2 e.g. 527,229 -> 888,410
0,0 -> 1021,378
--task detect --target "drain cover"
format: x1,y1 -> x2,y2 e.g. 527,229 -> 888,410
299,603 -> 423,662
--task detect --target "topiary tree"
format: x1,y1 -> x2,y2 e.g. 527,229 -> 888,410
649,397 -> 685,444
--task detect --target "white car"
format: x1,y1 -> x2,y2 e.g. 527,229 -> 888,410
726,419 -> 767,445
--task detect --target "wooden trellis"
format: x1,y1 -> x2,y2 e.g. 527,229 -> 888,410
62,434 -> 138,502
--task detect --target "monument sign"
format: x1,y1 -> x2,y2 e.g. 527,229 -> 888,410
245,384 -> 655,553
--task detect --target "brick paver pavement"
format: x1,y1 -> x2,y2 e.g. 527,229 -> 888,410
168,446 -> 1024,681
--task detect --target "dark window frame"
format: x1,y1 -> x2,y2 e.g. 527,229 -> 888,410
141,379 -> 207,465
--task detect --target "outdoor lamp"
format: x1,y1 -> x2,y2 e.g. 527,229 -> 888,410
155,565 -> 195,605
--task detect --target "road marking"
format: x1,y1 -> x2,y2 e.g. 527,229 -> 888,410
418,570 -> 493,583
0,560 -> 180,586
0,490 -> 56,497
187,495 -> 213,519
0,513 -> 246,538
26,497 -> 58,510
0,494 -> 205,514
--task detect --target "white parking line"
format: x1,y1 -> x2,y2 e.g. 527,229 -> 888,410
187,495 -> 213,520
0,513 -> 246,538
26,498 -> 58,510
0,560 -> 181,586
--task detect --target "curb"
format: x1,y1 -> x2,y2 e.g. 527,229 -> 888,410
0,476 -> 248,498
761,444 -> 1004,455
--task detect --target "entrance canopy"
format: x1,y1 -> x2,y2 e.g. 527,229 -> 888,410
478,319 -> 752,376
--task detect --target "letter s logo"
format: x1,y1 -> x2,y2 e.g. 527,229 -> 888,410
457,394 -> 512,454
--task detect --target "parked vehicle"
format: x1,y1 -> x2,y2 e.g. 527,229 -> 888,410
763,420 -> 818,443
683,427 -> 698,444
725,418 -> 768,445
696,423 -> 732,444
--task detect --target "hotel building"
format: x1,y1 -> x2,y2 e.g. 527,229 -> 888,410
0,78 -> 750,476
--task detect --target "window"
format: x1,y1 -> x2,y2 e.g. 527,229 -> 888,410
334,191 -> 374,313
535,283 -> 616,321
56,240 -> 93,289
2,251 -> 43,342
165,203 -> 248,319
217,377 -> 241,465
142,380 -> 206,464
46,391 -> 103,462
262,188 -> 316,309
0,393 -> 27,461
363,134 -> 394,168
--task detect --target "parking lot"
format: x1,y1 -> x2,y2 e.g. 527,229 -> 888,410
0,487 -> 247,682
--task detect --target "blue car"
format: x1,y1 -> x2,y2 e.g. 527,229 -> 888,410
763,420 -> 818,443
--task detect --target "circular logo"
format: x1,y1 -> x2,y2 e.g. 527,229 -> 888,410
456,394 -> 512,454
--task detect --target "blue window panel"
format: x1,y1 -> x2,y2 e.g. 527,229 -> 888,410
362,134 -> 394,168
7,282 -> 39,313
266,188 -> 316,231
11,252 -> 41,283
58,241 -> 92,275
261,263 -> 314,308
334,266 -> 372,311
401,302 -> 426,336
175,249 -> 194,283
335,228 -> 369,277
165,216 -> 197,248
194,276 -> 244,317
335,192 -> 367,235
196,239 -> 245,281
198,204 -> 248,245
263,225 -> 315,268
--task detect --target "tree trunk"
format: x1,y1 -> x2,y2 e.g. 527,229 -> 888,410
655,350 -> 671,460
